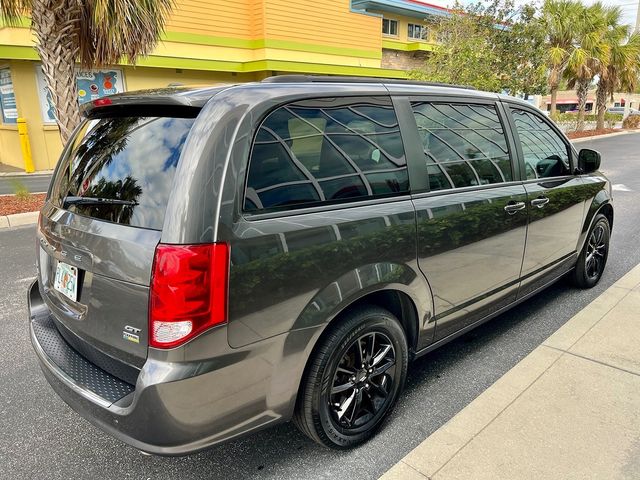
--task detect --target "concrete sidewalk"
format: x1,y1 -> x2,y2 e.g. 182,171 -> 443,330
381,265 -> 640,480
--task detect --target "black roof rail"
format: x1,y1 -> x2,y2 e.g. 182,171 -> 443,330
261,74 -> 475,90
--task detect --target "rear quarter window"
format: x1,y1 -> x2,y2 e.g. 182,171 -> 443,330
244,97 -> 409,213
52,115 -> 196,230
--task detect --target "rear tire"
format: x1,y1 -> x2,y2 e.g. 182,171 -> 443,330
572,214 -> 610,288
293,306 -> 408,449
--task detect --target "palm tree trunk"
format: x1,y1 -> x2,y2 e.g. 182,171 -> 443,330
549,67 -> 560,118
550,86 -> 558,117
576,80 -> 590,132
595,81 -> 608,131
31,0 -> 82,144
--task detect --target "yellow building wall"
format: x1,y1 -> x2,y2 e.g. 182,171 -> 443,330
263,0 -> 381,51
164,0 -> 381,59
0,60 -> 61,171
166,0 -> 253,38
122,65 -> 257,90
0,125 -> 22,170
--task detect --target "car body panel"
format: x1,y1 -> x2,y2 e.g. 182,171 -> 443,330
225,199 -> 432,348
412,184 -> 529,340
35,202 -> 158,368
518,177 -> 587,297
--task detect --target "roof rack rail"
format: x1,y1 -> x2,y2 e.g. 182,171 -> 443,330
261,75 -> 475,90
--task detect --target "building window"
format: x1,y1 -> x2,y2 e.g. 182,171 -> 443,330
0,67 -> 18,125
408,23 -> 428,41
382,18 -> 398,36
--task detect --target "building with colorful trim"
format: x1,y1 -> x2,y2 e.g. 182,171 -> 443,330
537,90 -> 640,114
0,0 -> 450,172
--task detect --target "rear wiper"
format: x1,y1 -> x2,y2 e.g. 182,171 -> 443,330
62,196 -> 138,208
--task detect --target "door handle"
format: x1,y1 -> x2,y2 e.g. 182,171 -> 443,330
504,201 -> 526,215
531,197 -> 550,208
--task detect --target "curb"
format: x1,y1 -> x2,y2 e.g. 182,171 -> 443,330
379,264 -> 640,480
570,129 -> 639,143
0,211 -> 39,229
0,170 -> 54,177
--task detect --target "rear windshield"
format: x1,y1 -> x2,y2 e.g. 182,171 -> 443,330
51,115 -> 196,230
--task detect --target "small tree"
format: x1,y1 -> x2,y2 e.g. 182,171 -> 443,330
410,0 -> 547,97
594,12 -> 640,130
565,2 -> 610,131
541,0 -> 584,117
0,0 -> 174,144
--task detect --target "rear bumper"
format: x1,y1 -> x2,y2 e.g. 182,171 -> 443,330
28,280 -> 317,455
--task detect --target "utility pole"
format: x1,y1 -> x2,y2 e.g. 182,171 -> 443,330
636,0 -> 640,32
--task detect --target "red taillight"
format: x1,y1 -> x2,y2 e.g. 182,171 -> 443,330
92,98 -> 112,107
149,243 -> 229,349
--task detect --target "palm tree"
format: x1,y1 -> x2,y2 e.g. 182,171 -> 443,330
594,18 -> 640,129
542,0 -> 584,117
0,0 -> 173,143
564,3 -> 611,131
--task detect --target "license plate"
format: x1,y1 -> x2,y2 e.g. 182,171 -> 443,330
54,262 -> 78,302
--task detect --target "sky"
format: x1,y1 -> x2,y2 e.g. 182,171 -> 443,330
414,0 -> 639,27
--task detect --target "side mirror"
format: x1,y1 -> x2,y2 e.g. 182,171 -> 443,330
578,148 -> 601,174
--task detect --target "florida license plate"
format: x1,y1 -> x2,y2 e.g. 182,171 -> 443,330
54,262 -> 78,302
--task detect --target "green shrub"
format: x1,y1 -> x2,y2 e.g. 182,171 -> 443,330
552,112 -> 623,123
10,180 -> 30,201
622,115 -> 640,129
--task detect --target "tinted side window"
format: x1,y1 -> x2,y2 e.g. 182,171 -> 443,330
244,98 -> 408,212
511,108 -> 570,179
411,102 -> 513,191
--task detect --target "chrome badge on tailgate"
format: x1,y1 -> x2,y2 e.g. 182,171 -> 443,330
122,325 -> 141,344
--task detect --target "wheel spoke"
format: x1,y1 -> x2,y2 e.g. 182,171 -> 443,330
372,359 -> 395,377
369,333 -> 376,365
336,389 -> 356,420
356,337 -> 365,366
337,366 -> 356,376
348,390 -> 363,424
372,344 -> 392,367
332,382 -> 354,395
596,227 -> 604,244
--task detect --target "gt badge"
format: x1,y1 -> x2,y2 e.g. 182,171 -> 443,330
123,325 -> 141,344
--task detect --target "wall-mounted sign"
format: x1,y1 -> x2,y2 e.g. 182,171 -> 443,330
35,65 -> 125,124
0,67 -> 18,124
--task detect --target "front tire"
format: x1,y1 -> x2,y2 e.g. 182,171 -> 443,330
294,306 -> 408,449
572,213 -> 610,288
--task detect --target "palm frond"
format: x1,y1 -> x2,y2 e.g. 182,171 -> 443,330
0,0 -> 32,25
78,0 -> 174,67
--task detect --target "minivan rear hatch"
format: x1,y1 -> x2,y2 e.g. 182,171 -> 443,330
37,105 -> 198,378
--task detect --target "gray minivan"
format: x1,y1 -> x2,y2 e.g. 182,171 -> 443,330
29,76 -> 612,454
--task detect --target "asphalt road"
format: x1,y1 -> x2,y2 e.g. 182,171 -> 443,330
1,133 -> 639,480
0,174 -> 52,195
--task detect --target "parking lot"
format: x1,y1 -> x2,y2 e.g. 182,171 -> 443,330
1,133 -> 639,480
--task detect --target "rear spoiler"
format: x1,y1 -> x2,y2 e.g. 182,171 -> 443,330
80,86 -> 225,118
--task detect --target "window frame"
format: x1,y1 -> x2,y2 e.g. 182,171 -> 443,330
504,102 -> 576,182
400,95 -> 520,196
407,23 -> 428,41
382,18 -> 399,36
241,95 -> 412,217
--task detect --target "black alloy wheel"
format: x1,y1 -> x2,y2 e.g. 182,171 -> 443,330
573,213 -> 610,288
294,306 -> 408,448
328,331 -> 397,432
